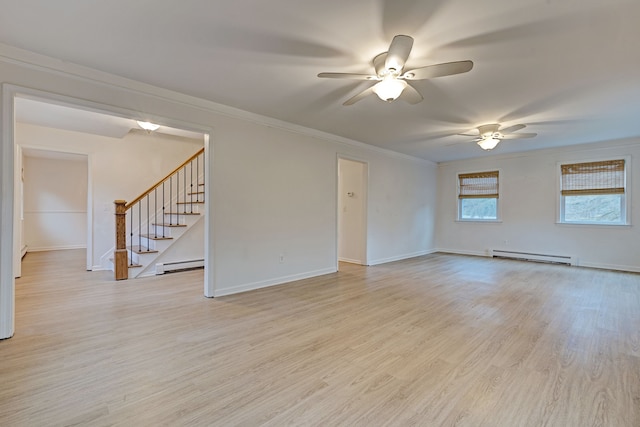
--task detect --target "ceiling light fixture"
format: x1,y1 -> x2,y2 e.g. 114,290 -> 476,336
137,121 -> 160,132
372,76 -> 407,102
477,133 -> 501,150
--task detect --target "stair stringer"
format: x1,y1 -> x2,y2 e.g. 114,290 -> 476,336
128,212 -> 204,278
134,215 -> 205,278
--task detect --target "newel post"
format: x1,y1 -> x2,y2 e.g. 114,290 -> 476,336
114,200 -> 128,280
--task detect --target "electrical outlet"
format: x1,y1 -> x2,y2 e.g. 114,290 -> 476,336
279,254 -> 285,263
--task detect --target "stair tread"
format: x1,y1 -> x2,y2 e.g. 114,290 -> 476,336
164,211 -> 201,215
139,234 -> 173,240
110,257 -> 142,268
128,245 -> 159,254
188,191 -> 205,195
176,201 -> 205,205
152,223 -> 187,227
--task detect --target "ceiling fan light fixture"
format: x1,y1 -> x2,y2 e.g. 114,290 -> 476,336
137,121 -> 160,132
478,136 -> 500,150
372,76 -> 407,102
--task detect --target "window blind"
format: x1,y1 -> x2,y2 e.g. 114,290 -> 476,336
561,159 -> 625,196
458,171 -> 499,199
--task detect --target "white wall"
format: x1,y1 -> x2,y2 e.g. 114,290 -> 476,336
15,123 -> 204,269
0,46 -> 438,338
338,158 -> 366,264
436,138 -> 640,272
366,153 -> 438,265
211,121 -> 437,295
23,154 -> 87,251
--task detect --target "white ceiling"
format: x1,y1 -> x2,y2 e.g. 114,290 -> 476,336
2,0 -> 639,162
15,98 -> 204,140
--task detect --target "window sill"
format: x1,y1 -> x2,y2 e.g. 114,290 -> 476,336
456,219 -> 502,224
555,221 -> 631,228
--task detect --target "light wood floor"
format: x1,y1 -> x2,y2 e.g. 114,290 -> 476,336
1,250 -> 639,426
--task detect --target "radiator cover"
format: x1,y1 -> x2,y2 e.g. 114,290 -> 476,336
490,249 -> 576,266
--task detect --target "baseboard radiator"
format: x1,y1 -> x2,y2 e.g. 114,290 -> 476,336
490,249 -> 576,266
156,259 -> 204,275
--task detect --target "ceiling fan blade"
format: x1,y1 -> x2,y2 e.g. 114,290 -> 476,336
343,86 -> 375,106
459,130 -> 479,136
373,53 -> 387,76
404,60 -> 474,80
318,72 -> 376,80
499,124 -> 526,134
385,35 -> 413,72
400,82 -> 423,104
502,132 -> 537,139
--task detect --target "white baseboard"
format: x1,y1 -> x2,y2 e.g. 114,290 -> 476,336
338,257 -> 364,265
577,261 -> 640,273
437,248 -> 640,273
27,244 -> 86,252
20,245 -> 28,258
213,267 -> 337,297
435,248 -> 489,257
367,249 -> 436,266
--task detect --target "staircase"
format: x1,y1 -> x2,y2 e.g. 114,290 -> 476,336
114,148 -> 205,280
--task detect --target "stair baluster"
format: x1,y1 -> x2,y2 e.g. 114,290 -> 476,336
113,148 -> 205,280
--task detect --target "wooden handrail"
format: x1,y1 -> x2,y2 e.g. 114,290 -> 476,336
125,147 -> 204,210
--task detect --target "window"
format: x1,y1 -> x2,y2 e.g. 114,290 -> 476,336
458,170 -> 499,221
559,159 -> 627,225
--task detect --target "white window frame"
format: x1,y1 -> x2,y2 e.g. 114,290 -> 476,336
557,156 -> 631,226
456,169 -> 502,222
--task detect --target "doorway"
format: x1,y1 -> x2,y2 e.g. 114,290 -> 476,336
21,149 -> 89,268
337,157 -> 368,267
1,85 -> 214,339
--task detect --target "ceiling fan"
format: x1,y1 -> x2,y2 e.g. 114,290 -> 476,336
318,35 -> 473,106
462,124 -> 537,150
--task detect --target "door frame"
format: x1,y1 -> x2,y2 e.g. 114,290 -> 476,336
336,155 -> 369,268
19,146 -> 92,269
1,84 -> 214,339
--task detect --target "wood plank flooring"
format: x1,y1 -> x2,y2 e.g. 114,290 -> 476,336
1,249 -> 639,426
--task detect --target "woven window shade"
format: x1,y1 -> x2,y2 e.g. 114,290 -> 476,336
561,159 -> 625,196
458,171 -> 499,199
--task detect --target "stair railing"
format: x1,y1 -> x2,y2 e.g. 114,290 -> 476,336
114,148 -> 205,280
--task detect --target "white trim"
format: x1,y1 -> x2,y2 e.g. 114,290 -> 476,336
20,134 -> 96,273
213,267 -> 336,297
1,84 -> 16,339
435,248 -> 489,258
24,210 -> 88,214
578,261 -> 640,274
438,136 -> 640,166
336,155 -> 369,269
437,249 -> 640,273
0,43 -> 431,166
27,244 -> 86,252
554,222 -> 632,228
338,257 -> 364,265
368,249 -> 436,266
203,133 -> 214,298
1,84 -> 215,339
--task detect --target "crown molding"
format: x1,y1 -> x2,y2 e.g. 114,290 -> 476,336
0,43 -> 434,166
